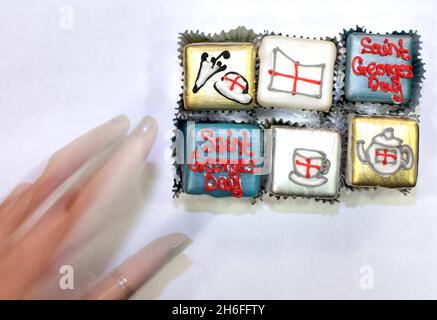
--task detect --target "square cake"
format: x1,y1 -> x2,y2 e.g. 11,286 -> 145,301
266,126 -> 341,198
257,36 -> 337,112
183,43 -> 256,110
181,122 -> 263,197
346,115 -> 419,188
345,33 -> 414,105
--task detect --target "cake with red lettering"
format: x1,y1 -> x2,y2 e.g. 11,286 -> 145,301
180,122 -> 263,198
344,33 -> 414,105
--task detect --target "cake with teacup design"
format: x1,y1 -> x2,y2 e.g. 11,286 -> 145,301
266,126 -> 341,199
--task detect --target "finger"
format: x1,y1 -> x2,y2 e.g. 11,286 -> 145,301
22,141 -> 159,299
85,233 -> 192,300
0,174 -> 88,298
0,183 -> 32,221
62,116 -> 158,250
0,116 -> 157,298
0,205 -> 68,299
25,115 -> 131,215
82,115 -> 158,197
0,116 -> 130,240
0,185 -> 36,242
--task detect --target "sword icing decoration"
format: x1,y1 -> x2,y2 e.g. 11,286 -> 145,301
192,50 -> 230,93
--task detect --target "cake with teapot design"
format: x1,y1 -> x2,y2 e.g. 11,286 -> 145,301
356,127 -> 414,177
346,115 -> 419,188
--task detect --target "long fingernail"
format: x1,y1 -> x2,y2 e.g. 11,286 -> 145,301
130,116 -> 158,162
84,233 -> 192,300
109,115 -> 129,123
132,116 -> 158,137
167,236 -> 193,261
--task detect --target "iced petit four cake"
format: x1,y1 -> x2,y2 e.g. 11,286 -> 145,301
183,43 -> 256,110
346,115 -> 419,188
257,36 -> 337,112
180,122 -> 263,197
345,33 -> 414,105
266,126 -> 342,198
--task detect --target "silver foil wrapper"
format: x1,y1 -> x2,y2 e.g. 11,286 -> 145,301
171,26 -> 425,203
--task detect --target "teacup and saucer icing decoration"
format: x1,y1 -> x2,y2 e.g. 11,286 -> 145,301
257,36 -> 337,112
345,33 -> 414,105
288,148 -> 331,187
347,115 -> 419,188
183,43 -> 256,110
266,126 -> 341,199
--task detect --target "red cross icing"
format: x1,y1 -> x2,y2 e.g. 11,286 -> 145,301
295,158 -> 321,178
223,74 -> 246,91
375,149 -> 397,165
268,62 -> 321,96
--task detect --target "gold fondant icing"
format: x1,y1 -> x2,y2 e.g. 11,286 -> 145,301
183,43 -> 256,110
347,115 -> 419,188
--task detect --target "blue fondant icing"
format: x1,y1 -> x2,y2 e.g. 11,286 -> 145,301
181,122 -> 263,197
345,33 -> 414,104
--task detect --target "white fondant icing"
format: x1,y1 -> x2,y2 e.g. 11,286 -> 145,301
267,126 -> 341,198
195,60 -> 218,89
214,77 -> 252,104
257,36 -> 336,111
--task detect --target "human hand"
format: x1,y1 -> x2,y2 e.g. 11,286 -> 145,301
0,115 -> 191,299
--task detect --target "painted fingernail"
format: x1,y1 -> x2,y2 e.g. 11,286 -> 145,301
132,116 -> 158,136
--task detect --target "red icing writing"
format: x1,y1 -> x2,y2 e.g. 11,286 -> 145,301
196,128 -> 253,156
360,36 -> 411,61
351,37 -> 413,104
189,129 -> 259,198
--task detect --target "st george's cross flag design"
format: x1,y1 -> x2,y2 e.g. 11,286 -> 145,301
267,47 -> 326,99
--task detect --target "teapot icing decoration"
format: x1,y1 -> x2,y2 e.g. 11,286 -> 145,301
356,127 -> 414,177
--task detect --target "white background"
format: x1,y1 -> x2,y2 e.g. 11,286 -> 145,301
0,0 -> 436,299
